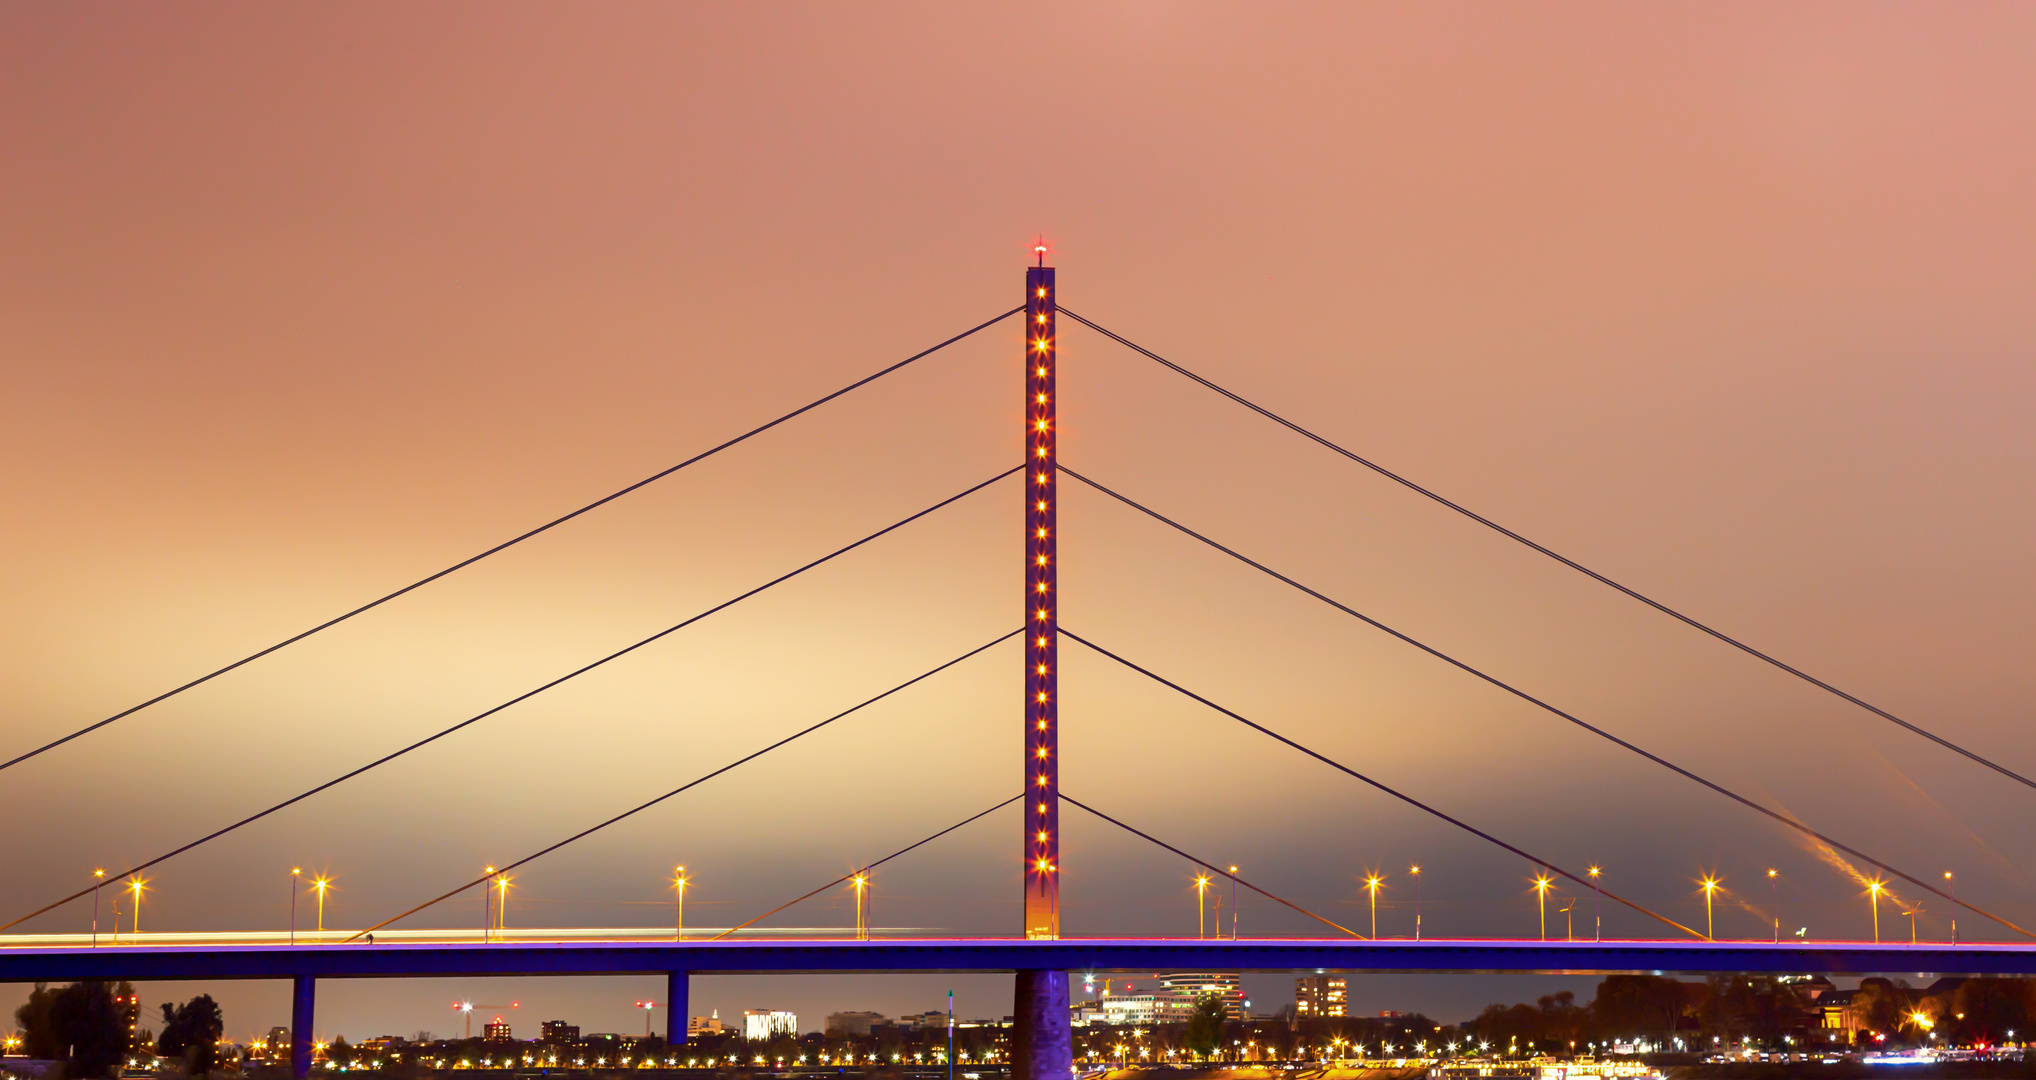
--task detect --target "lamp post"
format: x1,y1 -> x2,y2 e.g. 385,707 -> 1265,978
1945,872 -> 1956,944
852,871 -> 869,940
1365,875 -> 1383,940
314,877 -> 331,935
1228,866 -> 1239,939
1868,881 -> 1883,943
494,876 -> 510,938
482,867 -> 496,943
1411,866 -> 1422,941
290,868 -> 301,944
1768,870 -> 1780,944
1194,873 -> 1210,938
91,870 -> 105,947
1533,874 -> 1552,941
127,878 -> 144,936
1700,877 -> 1720,940
1587,866 -> 1601,942
674,866 -> 689,942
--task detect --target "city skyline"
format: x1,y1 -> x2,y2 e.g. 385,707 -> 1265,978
6,0 -> 2036,1047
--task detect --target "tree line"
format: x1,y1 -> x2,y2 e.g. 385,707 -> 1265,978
13,982 -> 225,1079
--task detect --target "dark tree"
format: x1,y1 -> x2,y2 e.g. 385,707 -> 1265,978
1942,979 -> 2036,1045
1183,994 -> 1227,1060
157,994 -> 226,1074
1592,975 -> 1686,1045
16,984 -> 62,1061
48,982 -> 130,1080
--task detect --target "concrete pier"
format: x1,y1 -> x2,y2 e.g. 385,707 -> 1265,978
1010,969 -> 1071,1080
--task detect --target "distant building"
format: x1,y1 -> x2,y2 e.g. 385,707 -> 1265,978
1159,973 -> 1246,1021
824,1012 -> 886,1036
261,1027 -> 291,1062
1089,974 -> 1244,1025
1294,975 -> 1347,1019
539,1022 -> 580,1044
688,1012 -> 729,1038
897,1011 -> 946,1031
744,1010 -> 796,1040
482,1022 -> 513,1043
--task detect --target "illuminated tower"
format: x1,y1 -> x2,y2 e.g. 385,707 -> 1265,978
1024,256 -> 1059,940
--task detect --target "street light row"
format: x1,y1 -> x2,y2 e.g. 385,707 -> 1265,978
79,860 -> 1967,944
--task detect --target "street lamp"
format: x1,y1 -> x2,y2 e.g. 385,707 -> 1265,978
91,870 -> 106,947
494,875 -> 511,938
479,866 -> 501,942
1411,865 -> 1423,940
1194,873 -> 1211,938
290,869 -> 301,945
674,866 -> 689,942
1699,877 -> 1720,940
127,877 -> 145,937
1228,866 -> 1239,939
1587,866 -> 1601,942
1945,872 -> 1957,944
1868,881 -> 1884,943
314,877 -> 331,934
1768,870 -> 1780,944
852,870 -> 869,940
1533,874 -> 1553,941
1365,875 -> 1383,940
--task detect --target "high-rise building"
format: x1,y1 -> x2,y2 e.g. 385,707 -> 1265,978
743,1010 -> 796,1040
688,1011 -> 728,1038
1294,975 -> 1347,1018
482,1021 -> 513,1043
539,1022 -> 579,1044
1159,974 -> 1245,1021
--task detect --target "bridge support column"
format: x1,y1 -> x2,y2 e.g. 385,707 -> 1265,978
1010,969 -> 1070,1080
291,976 -> 315,1080
667,971 -> 688,1044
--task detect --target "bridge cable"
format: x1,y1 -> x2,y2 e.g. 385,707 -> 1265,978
711,793 -> 1024,941
1058,468 -> 2035,940
1058,793 -> 1362,938
0,306 -> 1024,778
1060,307 -> 2036,795
1059,630 -> 1706,941
347,628 -> 1024,941
0,466 -> 1022,933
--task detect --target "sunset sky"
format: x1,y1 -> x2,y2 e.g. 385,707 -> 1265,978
4,2 -> 2036,1038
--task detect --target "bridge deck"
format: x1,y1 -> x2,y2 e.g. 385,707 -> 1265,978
1,937 -> 2031,981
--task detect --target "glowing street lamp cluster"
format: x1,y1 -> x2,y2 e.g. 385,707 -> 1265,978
1024,253 -> 1059,941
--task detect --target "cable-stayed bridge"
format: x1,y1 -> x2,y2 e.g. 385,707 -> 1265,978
4,257 -> 2035,1080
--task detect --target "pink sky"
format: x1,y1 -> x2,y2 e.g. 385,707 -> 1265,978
3,2 -> 2035,1036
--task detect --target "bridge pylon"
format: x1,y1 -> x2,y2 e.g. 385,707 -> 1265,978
1014,255 -> 1072,1080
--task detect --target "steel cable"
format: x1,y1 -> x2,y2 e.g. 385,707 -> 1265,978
2,307 -> 1022,776
0,466 -> 1021,932
712,794 -> 1023,941
350,628 -> 1023,941
1059,629 -> 1706,940
1058,466 -> 2033,940
1061,307 -> 2036,795
1059,792 -> 1362,938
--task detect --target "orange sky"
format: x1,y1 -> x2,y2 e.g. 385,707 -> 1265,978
4,1 -> 2035,1035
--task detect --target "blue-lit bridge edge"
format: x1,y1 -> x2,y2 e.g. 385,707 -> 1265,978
8,939 -> 2036,982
